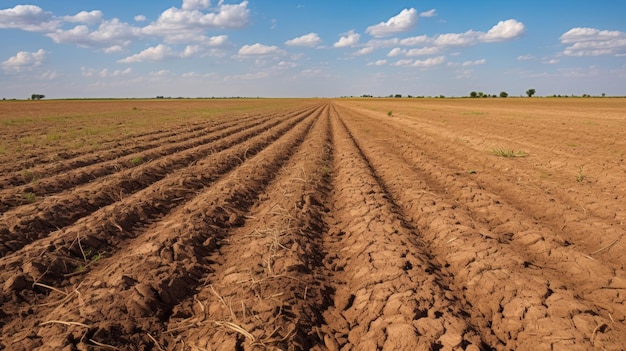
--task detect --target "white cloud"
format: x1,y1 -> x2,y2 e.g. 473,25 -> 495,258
118,44 -> 175,63
146,1 -> 249,31
560,27 -> 626,56
134,15 -> 147,22
104,45 -> 124,53
434,31 -> 480,46
460,58 -> 486,66
355,47 -> 375,56
480,19 -> 525,42
64,10 -> 103,24
368,59 -> 387,66
412,55 -> 445,68
285,33 -> 321,47
366,8 -> 417,37
182,0 -> 211,10
387,48 -> 405,57
82,66 -> 132,78
544,59 -> 560,64
406,47 -> 439,56
400,35 -> 429,46
0,4 -> 60,32
274,61 -> 298,69
47,19 -> 140,49
238,43 -> 282,56
392,59 -> 414,67
2,49 -> 47,72
517,55 -> 534,60
334,30 -> 360,48
39,70 -> 58,80
420,9 -> 437,18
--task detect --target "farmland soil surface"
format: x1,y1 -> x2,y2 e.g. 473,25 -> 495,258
1,98 -> 625,350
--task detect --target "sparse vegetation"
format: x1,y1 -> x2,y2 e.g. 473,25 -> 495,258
490,148 -> 528,157
130,156 -> 143,166
575,166 -> 586,182
22,192 -> 37,203
387,111 -> 393,117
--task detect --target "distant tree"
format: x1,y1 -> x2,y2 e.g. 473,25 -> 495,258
394,94 -> 402,98
499,91 -> 508,98
470,91 -> 478,98
31,94 -> 45,100
478,92 -> 485,98
526,88 -> 536,97
602,93 -> 606,97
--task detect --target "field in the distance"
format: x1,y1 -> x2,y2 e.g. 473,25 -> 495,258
0,98 -> 625,350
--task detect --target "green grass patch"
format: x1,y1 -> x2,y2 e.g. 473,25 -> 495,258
130,156 -> 143,166
490,148 -> 528,157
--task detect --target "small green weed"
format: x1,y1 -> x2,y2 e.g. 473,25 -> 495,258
23,170 -> 39,183
387,111 -> 393,117
490,148 -> 528,157
575,166 -> 585,183
22,192 -> 37,203
130,156 -> 143,166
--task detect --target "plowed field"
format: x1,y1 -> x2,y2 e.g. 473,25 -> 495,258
1,98 -> 625,350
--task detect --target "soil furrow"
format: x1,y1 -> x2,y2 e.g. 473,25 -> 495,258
0,113 -> 276,211
333,101 -> 626,268
332,103 -> 626,321
321,104 -> 485,350
0,108 -> 315,257
0,104 -> 321,350
334,103 -> 626,350
0,120 -> 214,180
0,105 -> 291,178
167,106 -> 333,350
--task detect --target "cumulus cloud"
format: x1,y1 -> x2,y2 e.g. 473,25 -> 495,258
64,10 -> 103,24
406,47 -> 439,56
118,44 -> 175,63
47,19 -> 140,49
142,1 -> 249,43
367,19 -> 525,53
393,56 -> 445,68
560,27 -> 626,56
145,1 -> 249,32
134,15 -> 147,22
0,4 -> 59,32
285,33 -> 321,47
434,31 -> 480,46
2,48 -> 47,72
182,0 -> 211,10
334,30 -> 360,48
238,43 -> 283,56
480,19 -> 525,42
355,47 -> 375,56
366,8 -> 417,37
387,48 -> 405,57
420,9 -> 437,18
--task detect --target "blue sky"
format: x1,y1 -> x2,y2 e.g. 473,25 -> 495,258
1,0 -> 625,98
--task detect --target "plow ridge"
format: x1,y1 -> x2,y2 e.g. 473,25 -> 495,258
0,107 -> 317,257
1,99 -> 625,351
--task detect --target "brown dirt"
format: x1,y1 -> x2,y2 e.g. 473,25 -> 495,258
1,98 -> 625,350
